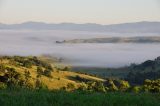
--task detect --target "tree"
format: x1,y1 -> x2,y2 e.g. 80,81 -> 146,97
104,79 -> 118,91
24,70 -> 31,78
132,86 -> 142,93
62,66 -> 70,71
119,80 -> 130,91
0,82 -> 7,89
43,69 -> 52,78
143,79 -> 160,93
95,82 -> 106,92
37,66 -> 43,78
5,67 -> 20,86
67,83 -> 75,90
35,78 -> 47,89
23,70 -> 33,89
23,60 -> 32,68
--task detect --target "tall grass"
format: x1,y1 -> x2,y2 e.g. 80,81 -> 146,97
0,88 -> 159,106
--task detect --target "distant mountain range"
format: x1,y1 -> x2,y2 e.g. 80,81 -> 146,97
0,21 -> 160,33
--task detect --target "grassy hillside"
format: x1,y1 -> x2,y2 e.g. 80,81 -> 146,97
73,56 -> 160,84
0,56 -> 104,90
0,56 -> 160,106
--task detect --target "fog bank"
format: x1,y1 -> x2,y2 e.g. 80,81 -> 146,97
0,30 -> 160,67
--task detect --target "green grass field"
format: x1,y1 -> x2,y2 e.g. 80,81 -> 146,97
0,89 -> 159,106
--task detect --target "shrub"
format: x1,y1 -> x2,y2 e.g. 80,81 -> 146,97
37,66 -> 43,78
24,70 -> 31,81
43,69 -> 52,78
62,66 -> 70,71
4,67 -> 21,86
35,79 -> 48,90
0,64 -> 5,72
57,77 -> 60,80
0,82 -> 7,89
143,79 -> 160,93
78,83 -> 88,91
67,83 -> 75,90
23,60 -> 32,68
107,80 -> 119,91
95,82 -> 106,92
119,80 -> 130,91
75,75 -> 90,82
132,86 -> 142,93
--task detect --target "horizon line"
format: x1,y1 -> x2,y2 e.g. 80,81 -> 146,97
0,21 -> 160,26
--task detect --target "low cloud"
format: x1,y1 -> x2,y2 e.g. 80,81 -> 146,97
0,30 -> 160,68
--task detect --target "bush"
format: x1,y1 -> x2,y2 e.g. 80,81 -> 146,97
23,60 -> 32,68
37,66 -> 43,78
142,79 -> 160,93
106,80 -> 119,91
35,79 -> 48,90
43,69 -> 52,78
75,75 -> 90,82
132,86 -> 142,93
67,83 -> 75,90
119,80 -> 130,91
62,66 -> 70,71
0,64 -> 5,72
95,82 -> 106,92
78,83 -> 88,91
4,67 -> 21,86
57,77 -> 60,80
0,82 -> 7,89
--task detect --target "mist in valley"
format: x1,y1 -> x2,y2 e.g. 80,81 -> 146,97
0,29 -> 160,68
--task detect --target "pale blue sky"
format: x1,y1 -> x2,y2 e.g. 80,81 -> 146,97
0,0 -> 160,24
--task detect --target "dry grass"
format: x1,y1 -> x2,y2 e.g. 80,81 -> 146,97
0,58 -> 104,90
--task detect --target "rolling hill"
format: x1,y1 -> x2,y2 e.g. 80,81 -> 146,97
72,56 -> 160,85
0,56 -> 104,90
0,55 -> 160,106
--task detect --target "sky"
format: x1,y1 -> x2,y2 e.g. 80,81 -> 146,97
0,0 -> 160,24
